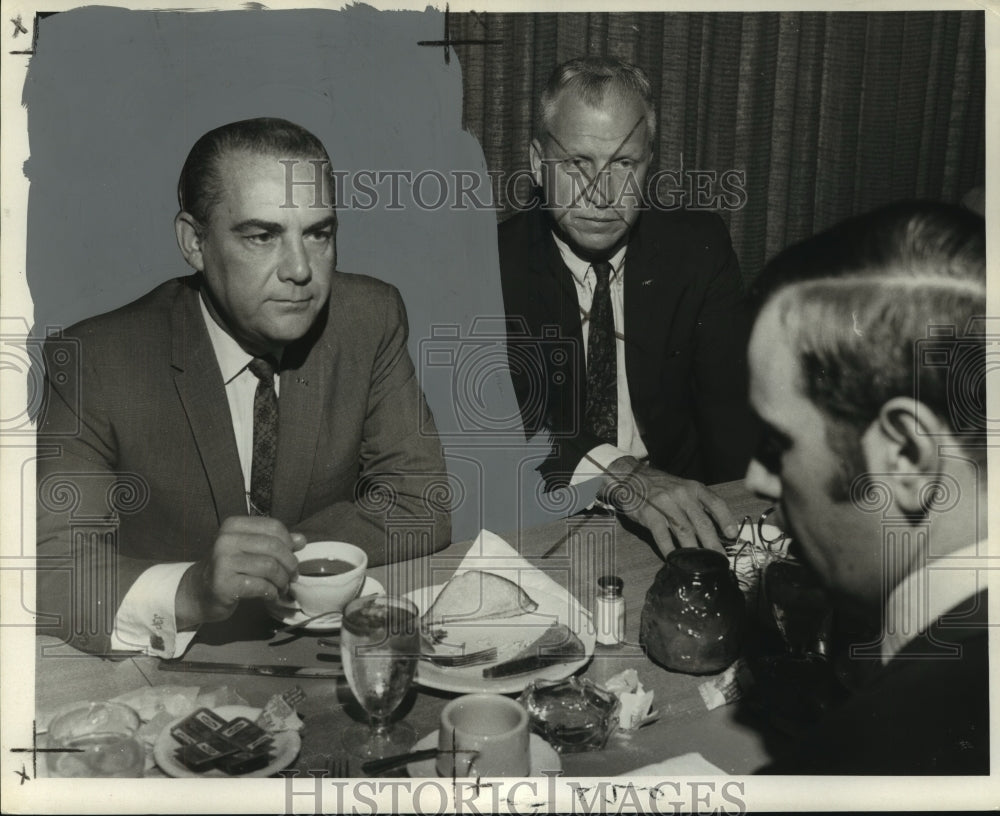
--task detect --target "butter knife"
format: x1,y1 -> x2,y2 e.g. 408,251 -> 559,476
159,660 -> 343,678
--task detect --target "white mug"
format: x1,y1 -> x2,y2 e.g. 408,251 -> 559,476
436,693 -> 530,777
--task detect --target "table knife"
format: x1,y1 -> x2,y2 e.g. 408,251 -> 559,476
360,748 -> 439,775
159,660 -> 343,678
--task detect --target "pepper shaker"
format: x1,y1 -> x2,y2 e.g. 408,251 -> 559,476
595,575 -> 625,645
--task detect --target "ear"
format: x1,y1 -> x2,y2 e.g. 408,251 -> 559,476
529,139 -> 545,188
174,212 -> 206,272
863,396 -> 946,514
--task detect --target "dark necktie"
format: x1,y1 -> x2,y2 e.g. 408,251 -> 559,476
584,261 -> 617,446
248,356 -> 279,516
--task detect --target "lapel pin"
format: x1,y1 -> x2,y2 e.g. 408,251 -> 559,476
296,377 -> 309,385
642,279 -> 654,286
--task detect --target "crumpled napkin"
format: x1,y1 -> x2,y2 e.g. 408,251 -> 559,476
697,659 -> 754,711
603,668 -> 655,731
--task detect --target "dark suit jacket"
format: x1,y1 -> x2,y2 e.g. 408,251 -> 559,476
499,206 -> 756,488
761,590 -> 990,774
36,273 -> 450,653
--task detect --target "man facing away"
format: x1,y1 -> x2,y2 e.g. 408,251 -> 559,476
499,56 -> 756,554
36,118 -> 450,657
746,201 -> 989,774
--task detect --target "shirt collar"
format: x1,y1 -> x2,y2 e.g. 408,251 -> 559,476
551,231 -> 627,287
198,295 -> 255,385
881,539 -> 986,664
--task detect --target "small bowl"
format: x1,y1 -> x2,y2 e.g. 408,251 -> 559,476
289,541 -> 367,616
519,677 -> 620,753
47,701 -> 145,777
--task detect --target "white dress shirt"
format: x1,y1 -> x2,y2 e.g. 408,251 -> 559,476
110,297 -> 280,657
879,540 -> 986,664
549,234 -> 649,486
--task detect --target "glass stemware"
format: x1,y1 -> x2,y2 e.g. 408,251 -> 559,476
340,594 -> 419,759
761,557 -> 833,658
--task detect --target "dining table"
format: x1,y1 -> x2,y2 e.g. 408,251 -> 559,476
34,478 -> 778,779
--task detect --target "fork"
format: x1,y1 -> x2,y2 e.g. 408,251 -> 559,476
315,646 -> 497,668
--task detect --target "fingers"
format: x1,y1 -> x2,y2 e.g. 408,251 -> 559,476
210,517 -> 301,601
217,516 -> 300,575
219,569 -> 288,604
177,518 -> 305,628
637,491 -> 698,551
640,493 -> 722,552
695,485 -> 739,540
613,469 -> 731,553
218,551 -> 297,598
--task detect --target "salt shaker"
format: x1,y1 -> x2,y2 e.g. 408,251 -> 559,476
595,575 -> 625,645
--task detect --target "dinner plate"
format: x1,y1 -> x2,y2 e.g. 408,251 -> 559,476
403,581 -> 595,695
153,705 -> 301,778
265,576 -> 385,631
406,730 -> 561,777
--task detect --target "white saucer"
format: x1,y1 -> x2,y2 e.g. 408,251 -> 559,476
406,730 -> 561,778
265,577 -> 385,632
154,705 -> 301,778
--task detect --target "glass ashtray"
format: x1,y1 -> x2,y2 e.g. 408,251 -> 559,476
518,677 -> 620,753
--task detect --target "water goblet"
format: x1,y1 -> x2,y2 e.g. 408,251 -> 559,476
340,594 -> 419,760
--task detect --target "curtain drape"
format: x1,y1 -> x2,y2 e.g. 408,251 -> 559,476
453,11 -> 985,280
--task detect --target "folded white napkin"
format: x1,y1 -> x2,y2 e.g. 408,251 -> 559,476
453,529 -> 579,605
621,752 -> 727,776
426,529 -> 594,650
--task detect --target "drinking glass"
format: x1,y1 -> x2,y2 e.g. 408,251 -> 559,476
47,702 -> 145,777
761,557 -> 833,658
340,594 -> 419,759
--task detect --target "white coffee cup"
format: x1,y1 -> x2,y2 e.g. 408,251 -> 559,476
436,693 -> 530,777
289,541 -> 367,616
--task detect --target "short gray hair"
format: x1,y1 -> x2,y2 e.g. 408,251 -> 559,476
537,56 -> 656,147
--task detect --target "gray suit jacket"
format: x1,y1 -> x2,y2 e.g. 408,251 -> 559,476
36,273 -> 450,652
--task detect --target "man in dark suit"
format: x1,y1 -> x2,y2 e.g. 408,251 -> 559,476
499,57 -> 755,553
36,118 -> 449,656
746,202 -> 988,774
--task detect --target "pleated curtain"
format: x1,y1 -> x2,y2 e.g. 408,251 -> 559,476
452,11 -> 985,281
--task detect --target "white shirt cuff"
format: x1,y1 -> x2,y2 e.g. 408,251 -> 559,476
569,444 -> 632,486
111,562 -> 198,658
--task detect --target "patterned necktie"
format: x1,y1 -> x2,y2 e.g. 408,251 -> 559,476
248,356 -> 279,516
585,261 -> 618,446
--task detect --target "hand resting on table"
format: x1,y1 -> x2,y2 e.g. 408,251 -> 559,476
602,456 -> 739,554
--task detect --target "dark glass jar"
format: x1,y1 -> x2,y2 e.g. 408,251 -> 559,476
639,548 -> 745,675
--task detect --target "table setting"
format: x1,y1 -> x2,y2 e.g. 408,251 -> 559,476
34,479 -> 841,780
